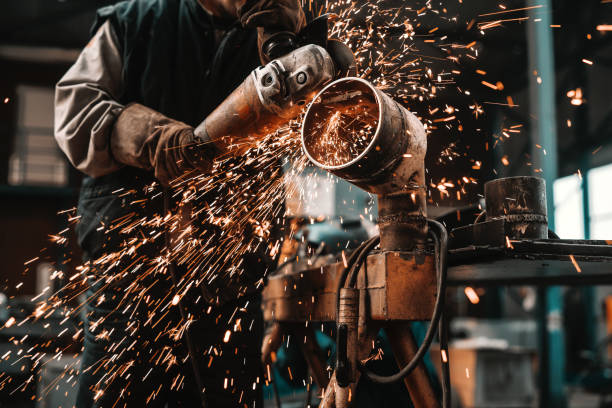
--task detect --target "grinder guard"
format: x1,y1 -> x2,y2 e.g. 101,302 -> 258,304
194,44 -> 335,145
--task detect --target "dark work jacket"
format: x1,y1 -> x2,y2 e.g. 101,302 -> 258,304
76,0 -> 261,259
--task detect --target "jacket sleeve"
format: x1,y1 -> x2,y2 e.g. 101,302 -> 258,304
54,20 -> 125,178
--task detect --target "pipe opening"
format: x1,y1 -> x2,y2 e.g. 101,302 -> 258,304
302,78 -> 380,168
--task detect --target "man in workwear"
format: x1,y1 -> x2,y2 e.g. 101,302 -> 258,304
54,0 -> 304,406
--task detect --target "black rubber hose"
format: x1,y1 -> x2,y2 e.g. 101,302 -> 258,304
433,221 -> 451,408
335,236 -> 379,320
428,226 -> 451,408
357,219 -> 448,388
346,236 -> 380,288
439,313 -> 451,408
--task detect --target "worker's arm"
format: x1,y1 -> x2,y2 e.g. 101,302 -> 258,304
54,21 -> 124,178
56,9 -> 334,187
55,21 -> 221,185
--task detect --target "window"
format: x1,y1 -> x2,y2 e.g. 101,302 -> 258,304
553,164 -> 612,240
8,85 -> 67,186
588,163 -> 612,240
553,174 -> 584,239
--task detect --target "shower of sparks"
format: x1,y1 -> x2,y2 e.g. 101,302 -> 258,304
303,86 -> 379,167
0,0 -> 532,403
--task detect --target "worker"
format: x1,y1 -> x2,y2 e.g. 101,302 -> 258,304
54,0 -> 305,406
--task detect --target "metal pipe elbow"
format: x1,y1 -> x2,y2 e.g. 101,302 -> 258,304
301,77 -> 427,196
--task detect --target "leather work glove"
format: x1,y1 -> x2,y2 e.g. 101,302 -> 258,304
110,103 -> 221,186
238,0 -> 305,32
238,0 -> 307,63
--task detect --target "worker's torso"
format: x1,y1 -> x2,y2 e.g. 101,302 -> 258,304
76,0 -> 261,260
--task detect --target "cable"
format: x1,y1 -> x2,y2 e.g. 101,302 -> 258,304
331,220 -> 450,406
432,222 -> 451,408
474,210 -> 486,224
334,236 -> 379,320
440,315 -> 451,408
357,220 -> 449,397
346,236 -> 380,288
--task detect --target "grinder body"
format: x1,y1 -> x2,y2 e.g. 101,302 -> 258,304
194,44 -> 335,145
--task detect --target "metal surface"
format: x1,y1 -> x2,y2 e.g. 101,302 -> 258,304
378,193 -> 427,251
262,237 -> 612,407
263,239 -> 612,322
448,239 -> 612,286
301,77 -> 427,251
484,176 -> 548,239
262,251 -> 438,323
297,325 -> 330,389
302,77 -> 426,196
260,322 -> 330,389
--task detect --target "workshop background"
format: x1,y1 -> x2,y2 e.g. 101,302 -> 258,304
0,0 -> 611,407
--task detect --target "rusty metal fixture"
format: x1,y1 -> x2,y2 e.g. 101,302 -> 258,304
484,176 -> 548,239
378,193 -> 427,253
262,251 -> 441,407
262,251 -> 437,322
194,44 -> 335,144
301,77 -> 427,251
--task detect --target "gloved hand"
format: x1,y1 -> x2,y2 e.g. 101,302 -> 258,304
238,0 -> 306,32
110,103 -> 221,186
238,0 -> 307,64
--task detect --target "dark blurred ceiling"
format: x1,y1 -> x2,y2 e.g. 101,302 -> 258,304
0,0 -> 116,48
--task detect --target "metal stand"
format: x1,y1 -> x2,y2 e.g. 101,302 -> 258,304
262,249 -> 440,407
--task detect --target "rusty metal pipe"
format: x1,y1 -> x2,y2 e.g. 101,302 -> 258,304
301,77 -> 427,251
484,176 -> 548,239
